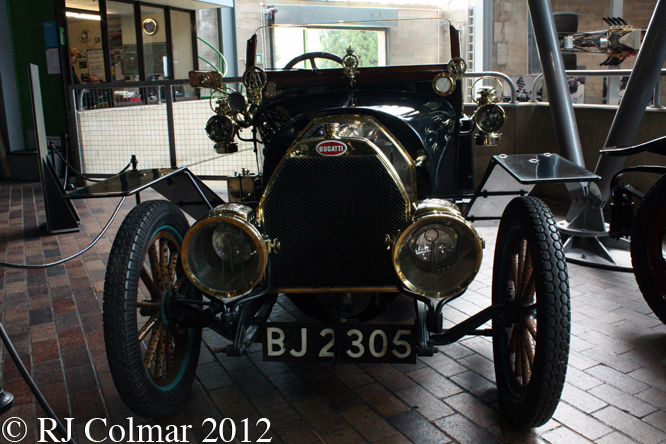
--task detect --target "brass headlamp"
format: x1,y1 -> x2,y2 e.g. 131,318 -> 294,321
392,199 -> 483,299
181,204 -> 270,298
189,64 -> 268,154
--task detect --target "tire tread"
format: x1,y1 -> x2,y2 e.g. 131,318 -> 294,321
103,200 -> 199,418
493,196 -> 570,428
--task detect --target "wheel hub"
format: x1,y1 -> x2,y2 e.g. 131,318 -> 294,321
161,290 -> 173,326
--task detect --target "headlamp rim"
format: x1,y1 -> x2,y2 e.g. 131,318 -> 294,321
182,214 -> 267,298
432,72 -> 456,97
205,114 -> 236,144
474,103 -> 506,133
392,212 -> 483,299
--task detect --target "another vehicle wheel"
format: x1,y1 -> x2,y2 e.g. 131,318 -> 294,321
631,174 -> 666,324
492,196 -> 570,428
554,12 -> 578,35
103,200 -> 201,418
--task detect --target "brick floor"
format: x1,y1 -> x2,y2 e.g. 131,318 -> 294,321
0,181 -> 665,443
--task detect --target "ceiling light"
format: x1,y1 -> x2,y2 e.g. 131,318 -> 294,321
66,12 -> 101,20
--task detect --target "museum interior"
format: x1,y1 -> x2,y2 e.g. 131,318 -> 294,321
0,0 -> 665,442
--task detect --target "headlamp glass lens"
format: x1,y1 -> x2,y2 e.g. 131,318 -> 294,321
206,115 -> 234,143
212,223 -> 256,266
188,220 -> 260,294
395,218 -> 480,297
409,225 -> 458,272
476,105 -> 505,133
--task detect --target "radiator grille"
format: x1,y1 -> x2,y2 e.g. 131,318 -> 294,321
262,156 -> 408,289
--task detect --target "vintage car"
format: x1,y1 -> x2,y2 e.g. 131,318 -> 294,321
75,19 -> 599,428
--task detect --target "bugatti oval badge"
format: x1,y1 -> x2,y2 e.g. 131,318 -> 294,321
316,140 -> 348,156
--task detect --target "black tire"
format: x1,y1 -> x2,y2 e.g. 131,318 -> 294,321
103,200 -> 201,418
284,52 -> 343,69
492,197 -> 570,428
554,12 -> 578,35
631,174 -> 666,324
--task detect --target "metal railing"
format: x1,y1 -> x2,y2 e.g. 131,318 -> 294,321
197,36 -> 228,77
530,69 -> 666,107
463,71 -> 518,104
67,77 -> 254,179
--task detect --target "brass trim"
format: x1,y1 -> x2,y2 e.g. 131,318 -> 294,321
188,70 -> 223,90
274,286 -> 399,294
182,210 -> 268,299
258,114 -> 417,225
474,104 -> 506,133
432,72 -> 456,97
392,199 -> 484,299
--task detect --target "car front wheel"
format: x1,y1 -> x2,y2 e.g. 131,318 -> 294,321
492,196 -> 570,427
103,200 -> 201,418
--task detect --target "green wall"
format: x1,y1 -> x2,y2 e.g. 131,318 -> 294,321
7,0 -> 68,149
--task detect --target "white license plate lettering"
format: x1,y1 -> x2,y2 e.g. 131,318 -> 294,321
264,323 -> 416,363
319,328 -> 335,358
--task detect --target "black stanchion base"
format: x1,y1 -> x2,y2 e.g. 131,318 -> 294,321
0,388 -> 14,415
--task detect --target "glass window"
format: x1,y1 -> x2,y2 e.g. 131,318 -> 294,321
196,9 -> 222,73
65,0 -> 99,12
170,10 -> 194,79
527,14 -> 541,75
107,1 -> 138,81
67,13 -> 104,83
141,5 -> 168,79
273,27 -> 387,69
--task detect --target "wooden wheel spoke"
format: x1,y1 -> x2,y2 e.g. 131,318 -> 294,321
522,273 -> 536,306
525,317 -> 537,341
521,338 -> 532,384
514,330 -> 523,380
144,322 -> 162,369
148,243 -> 162,290
508,255 -> 520,301
138,314 -> 159,341
137,300 -> 161,309
166,251 -> 179,287
140,266 -> 161,300
166,328 -> 177,373
509,326 -> 518,353
173,276 -> 187,293
159,239 -> 170,283
520,252 -> 534,298
154,326 -> 167,379
517,239 -> 527,286
511,254 -> 520,284
522,328 -> 535,370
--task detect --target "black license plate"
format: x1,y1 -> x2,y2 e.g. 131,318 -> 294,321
263,322 -> 416,364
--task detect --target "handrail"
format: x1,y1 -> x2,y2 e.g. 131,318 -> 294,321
530,69 -> 666,107
463,71 -> 518,104
197,36 -> 228,77
68,77 -> 243,91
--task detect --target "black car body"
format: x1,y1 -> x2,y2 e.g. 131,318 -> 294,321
68,20 -> 599,428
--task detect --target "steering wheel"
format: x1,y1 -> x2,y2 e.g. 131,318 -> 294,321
284,52 -> 344,70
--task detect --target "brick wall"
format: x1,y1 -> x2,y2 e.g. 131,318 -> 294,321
492,0 -> 529,76
493,0 -> 661,104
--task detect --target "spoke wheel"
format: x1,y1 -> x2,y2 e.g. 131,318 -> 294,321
631,174 -> 666,324
492,197 -> 570,428
104,200 -> 201,418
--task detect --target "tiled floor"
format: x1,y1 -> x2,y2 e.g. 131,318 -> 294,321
0,180 -> 665,444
